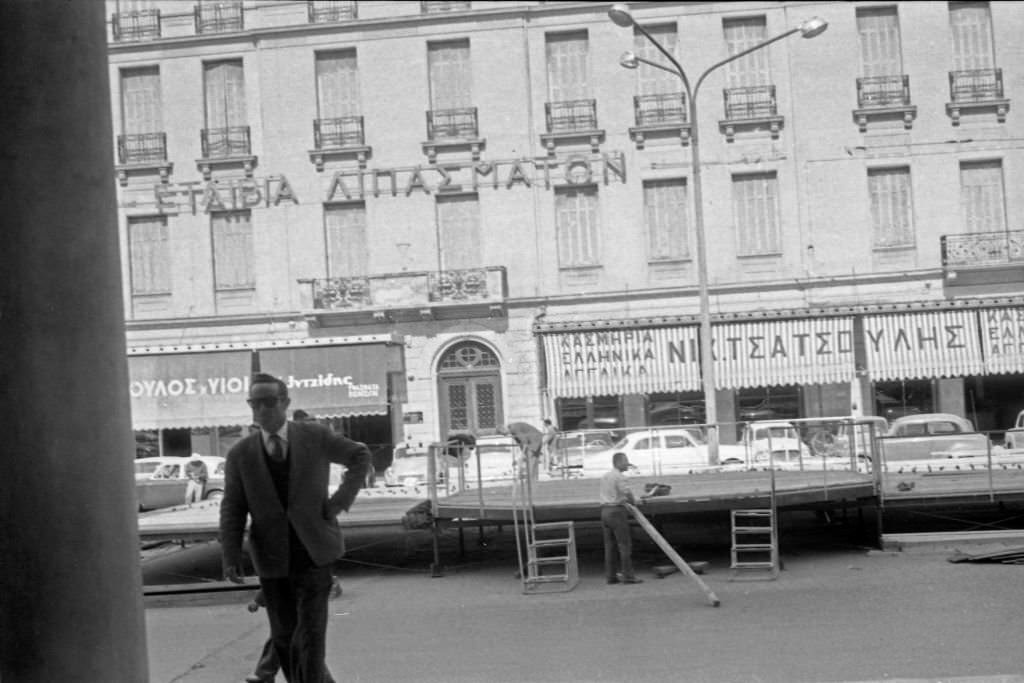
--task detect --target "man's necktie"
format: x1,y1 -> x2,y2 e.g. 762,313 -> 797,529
267,434 -> 285,463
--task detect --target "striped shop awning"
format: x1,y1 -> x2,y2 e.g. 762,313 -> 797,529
978,307 -> 1024,374
712,317 -> 856,390
863,309 -> 984,381
542,326 -> 701,399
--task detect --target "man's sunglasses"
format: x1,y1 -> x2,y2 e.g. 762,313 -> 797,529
247,396 -> 283,409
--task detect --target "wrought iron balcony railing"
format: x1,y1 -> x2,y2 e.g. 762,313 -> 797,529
112,9 -> 161,42
201,126 -> 251,158
426,108 -> 478,140
949,68 -> 1004,102
857,74 -> 911,108
942,230 -> 1024,268
305,267 -> 507,312
421,1 -> 471,13
545,99 -> 598,134
117,133 -> 168,164
314,117 -> 365,149
633,92 -> 687,126
723,85 -> 778,120
308,0 -> 357,23
194,1 -> 244,34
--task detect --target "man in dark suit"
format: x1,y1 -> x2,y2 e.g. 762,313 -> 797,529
221,373 -> 371,683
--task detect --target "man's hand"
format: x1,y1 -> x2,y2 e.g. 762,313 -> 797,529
224,565 -> 245,584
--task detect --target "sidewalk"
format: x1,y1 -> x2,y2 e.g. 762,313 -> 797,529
145,522 -> 1024,683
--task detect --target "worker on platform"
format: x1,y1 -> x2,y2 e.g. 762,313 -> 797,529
599,452 -> 643,585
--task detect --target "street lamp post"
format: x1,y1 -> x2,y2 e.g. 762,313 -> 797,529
608,4 -> 827,459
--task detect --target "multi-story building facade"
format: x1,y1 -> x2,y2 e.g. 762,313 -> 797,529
107,0 -> 1024,461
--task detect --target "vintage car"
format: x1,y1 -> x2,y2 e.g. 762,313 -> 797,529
579,427 -> 746,476
878,413 -> 990,467
384,435 -> 518,488
136,455 -> 225,511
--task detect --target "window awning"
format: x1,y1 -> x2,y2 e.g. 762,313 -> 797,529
542,327 -> 701,399
863,310 -> 984,381
712,317 -> 856,390
128,350 -> 253,430
259,344 -> 400,418
979,307 -> 1024,374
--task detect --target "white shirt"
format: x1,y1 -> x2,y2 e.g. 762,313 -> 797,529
260,423 -> 290,460
599,468 -> 633,505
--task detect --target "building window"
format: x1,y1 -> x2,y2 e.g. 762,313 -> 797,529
421,1 -> 470,14
203,59 -> 248,156
211,211 -> 254,291
546,31 -> 589,103
436,194 -> 481,271
732,173 -> 780,255
555,186 -> 600,268
868,167 -> 915,248
308,0 -> 356,23
316,50 -> 360,120
428,40 -> 472,112
857,7 -> 903,78
723,16 -> 769,88
128,216 -> 170,295
950,2 -> 994,71
324,203 -> 368,277
960,160 -> 1006,234
119,66 -> 165,163
643,178 -> 689,262
634,24 -> 677,95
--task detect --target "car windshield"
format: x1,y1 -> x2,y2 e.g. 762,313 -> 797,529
756,426 -> 795,440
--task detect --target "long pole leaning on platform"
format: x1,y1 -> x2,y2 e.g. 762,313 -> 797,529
626,504 -> 721,607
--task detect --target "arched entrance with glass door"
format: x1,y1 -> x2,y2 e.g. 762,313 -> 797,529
437,340 -> 503,440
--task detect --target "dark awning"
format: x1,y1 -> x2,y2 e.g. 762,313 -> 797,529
259,344 -> 401,418
128,350 -> 253,430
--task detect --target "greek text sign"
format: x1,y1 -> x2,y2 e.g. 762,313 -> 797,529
980,307 -> 1024,374
863,310 -> 984,381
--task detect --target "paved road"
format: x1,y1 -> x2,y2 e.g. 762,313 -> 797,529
145,516 -> 1024,683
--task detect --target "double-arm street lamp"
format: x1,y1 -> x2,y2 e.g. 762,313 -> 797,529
608,4 -> 827,459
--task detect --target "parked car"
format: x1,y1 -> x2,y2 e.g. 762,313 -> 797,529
136,455 -> 225,511
806,416 -> 889,466
879,413 -> 990,467
384,435 -> 518,488
1003,410 -> 1024,450
552,429 -> 619,472
579,427 -> 744,476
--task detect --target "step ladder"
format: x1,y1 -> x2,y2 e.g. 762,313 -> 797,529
512,455 -> 579,594
730,508 -> 779,581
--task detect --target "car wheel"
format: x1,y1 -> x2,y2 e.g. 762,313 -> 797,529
204,489 -> 224,502
722,458 -> 743,465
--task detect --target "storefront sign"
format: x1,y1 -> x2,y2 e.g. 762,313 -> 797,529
979,307 -> 1024,374
119,175 -> 300,215
863,310 -> 984,381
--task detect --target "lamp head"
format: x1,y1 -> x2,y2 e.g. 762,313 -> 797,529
798,17 -> 828,39
608,3 -> 634,28
619,51 -> 639,69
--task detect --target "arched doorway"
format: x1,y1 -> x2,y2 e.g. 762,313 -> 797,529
437,340 -> 503,439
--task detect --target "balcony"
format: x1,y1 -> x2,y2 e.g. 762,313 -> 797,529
115,132 -> 172,186
421,1 -> 471,13
941,230 -> 1024,294
540,99 -> 604,157
309,116 -> 371,171
112,9 -> 161,42
308,0 -> 357,23
853,75 -> 917,132
423,108 -> 483,162
628,92 -> 691,149
194,1 -> 243,35
301,266 -> 508,326
197,126 -> 256,179
718,85 -> 783,142
946,68 -> 1010,126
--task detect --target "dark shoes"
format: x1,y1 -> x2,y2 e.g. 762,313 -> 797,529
244,676 -> 271,683
610,573 -> 644,585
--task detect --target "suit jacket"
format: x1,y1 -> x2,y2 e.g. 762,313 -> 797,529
219,420 -> 372,578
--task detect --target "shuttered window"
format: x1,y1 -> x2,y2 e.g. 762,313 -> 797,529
644,178 -> 689,261
546,31 -> 589,101
436,194 -> 481,270
204,59 -> 246,128
723,16 -> 769,88
121,66 -> 162,134
128,215 -> 170,295
868,167 -> 915,248
315,49 -> 359,118
857,7 -> 903,77
732,173 -> 780,255
634,24 -> 678,95
428,40 -> 472,110
960,160 -> 1006,233
949,2 -> 994,70
324,203 -> 368,277
555,186 -> 600,267
211,211 -> 254,290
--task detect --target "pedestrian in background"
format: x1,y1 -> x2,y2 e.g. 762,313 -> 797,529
221,372 -> 371,683
503,422 -> 544,481
541,418 -> 559,473
599,452 -> 643,585
184,456 -> 208,507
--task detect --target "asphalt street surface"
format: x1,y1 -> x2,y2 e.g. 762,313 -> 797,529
144,512 -> 1024,683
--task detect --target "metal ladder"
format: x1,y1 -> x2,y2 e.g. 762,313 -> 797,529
512,456 -> 579,594
730,508 -> 779,580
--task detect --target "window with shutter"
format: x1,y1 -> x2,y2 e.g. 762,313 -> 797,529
960,160 -> 1006,234
857,7 -> 903,77
555,186 -> 600,267
121,67 -> 162,135
644,178 -> 689,262
324,203 -> 369,277
428,40 -> 472,110
723,17 -> 769,88
128,216 -> 170,295
546,32 -> 589,102
204,60 -> 246,128
950,2 -> 994,71
211,211 -> 254,290
634,24 -> 677,96
436,194 -> 481,270
732,173 -> 780,255
316,50 -> 359,119
868,167 -> 915,248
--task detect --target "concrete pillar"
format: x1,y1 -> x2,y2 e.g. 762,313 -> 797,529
0,2 -> 149,681
936,378 -> 967,420
715,389 -> 738,443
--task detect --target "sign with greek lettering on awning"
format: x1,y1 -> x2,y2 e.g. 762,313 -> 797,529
979,307 -> 1024,374
863,310 -> 984,381
543,327 -> 701,399
711,317 -> 856,390
259,344 -> 400,418
128,351 -> 253,429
